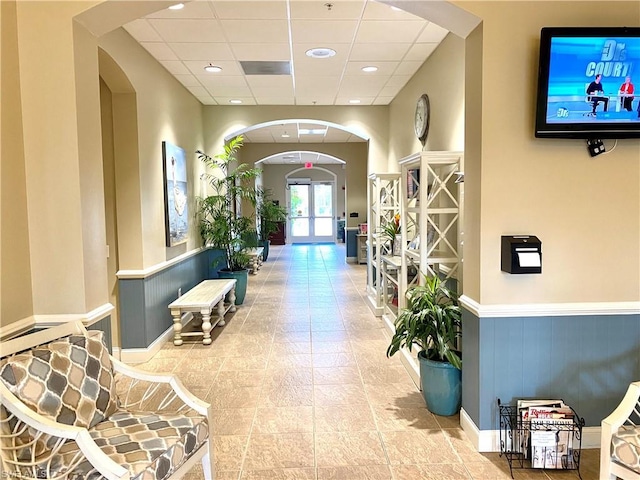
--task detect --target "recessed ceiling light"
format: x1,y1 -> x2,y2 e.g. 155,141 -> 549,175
204,64 -> 222,73
229,99 -> 242,104
281,132 -> 290,138
361,66 -> 378,73
349,99 -> 361,104
305,47 -> 336,59
390,6 -> 402,11
168,3 -> 185,10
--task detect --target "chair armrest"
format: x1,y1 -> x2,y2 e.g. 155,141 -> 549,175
602,381 -> 640,433
0,384 -> 129,480
110,357 -> 210,416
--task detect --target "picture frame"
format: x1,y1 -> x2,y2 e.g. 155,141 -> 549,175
162,141 -> 189,247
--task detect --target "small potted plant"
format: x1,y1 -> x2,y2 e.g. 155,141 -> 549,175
196,136 -> 260,305
387,274 -> 462,416
256,188 -> 287,262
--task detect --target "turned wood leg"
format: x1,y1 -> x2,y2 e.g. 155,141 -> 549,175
229,287 -> 237,312
201,308 -> 212,345
171,309 -> 183,346
216,298 -> 226,326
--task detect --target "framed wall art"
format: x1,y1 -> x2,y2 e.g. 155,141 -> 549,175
162,141 -> 189,246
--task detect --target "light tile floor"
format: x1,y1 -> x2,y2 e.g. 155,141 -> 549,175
138,244 -> 600,480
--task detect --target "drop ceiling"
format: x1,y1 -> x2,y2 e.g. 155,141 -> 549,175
123,0 -> 449,107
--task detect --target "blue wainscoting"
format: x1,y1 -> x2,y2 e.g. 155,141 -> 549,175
118,249 -> 225,349
462,309 -> 640,430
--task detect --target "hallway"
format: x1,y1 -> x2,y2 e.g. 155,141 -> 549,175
139,244 -> 599,480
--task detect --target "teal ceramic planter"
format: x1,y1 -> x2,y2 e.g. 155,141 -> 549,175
418,350 -> 462,416
260,239 -> 270,262
218,269 -> 248,305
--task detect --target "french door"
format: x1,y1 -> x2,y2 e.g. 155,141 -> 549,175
288,182 -> 335,243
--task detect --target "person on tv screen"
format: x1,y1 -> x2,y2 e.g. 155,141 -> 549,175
586,74 -> 608,114
618,76 -> 635,112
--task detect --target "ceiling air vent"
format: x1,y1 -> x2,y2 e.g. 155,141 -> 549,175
240,61 -> 291,75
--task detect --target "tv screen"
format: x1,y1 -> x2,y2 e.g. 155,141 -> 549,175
535,27 -> 640,139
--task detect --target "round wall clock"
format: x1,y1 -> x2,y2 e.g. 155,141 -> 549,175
414,93 -> 430,145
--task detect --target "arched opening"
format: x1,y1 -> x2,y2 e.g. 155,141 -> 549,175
98,47 -> 140,352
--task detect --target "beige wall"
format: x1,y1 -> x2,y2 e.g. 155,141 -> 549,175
99,28 -> 205,269
1,0 -> 33,326
457,1 -> 640,305
240,142 -> 368,228
201,105 -> 389,177
389,32 -> 466,166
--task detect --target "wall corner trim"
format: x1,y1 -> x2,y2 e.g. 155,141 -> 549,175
459,295 -> 640,318
117,247 -> 205,279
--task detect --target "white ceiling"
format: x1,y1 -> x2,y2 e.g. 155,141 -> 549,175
123,0 -> 449,107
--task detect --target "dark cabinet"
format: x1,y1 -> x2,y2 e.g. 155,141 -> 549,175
269,222 -> 286,245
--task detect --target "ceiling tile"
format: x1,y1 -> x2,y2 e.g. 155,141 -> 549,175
417,22 -> 449,43
188,61 -> 243,76
174,74 -> 202,87
168,42 -> 234,61
145,2 -> 215,19
295,97 -> 337,105
362,2 -> 422,21
355,20 -> 425,44
292,44 -> 350,76
373,96 -> 395,105
324,129 -> 352,142
246,75 -> 293,88
230,43 -> 291,61
186,85 -> 210,97
197,75 -> 247,88
378,84 -> 402,97
141,42 -> 179,61
344,61 -> 398,76
349,43 -> 411,61
395,61 -> 423,76
219,19 -> 289,43
159,60 -> 190,75
339,75 -> 388,92
385,75 -> 413,87
251,86 -> 295,97
404,43 -> 438,62
290,0 -> 365,20
291,20 -> 358,44
335,97 -> 375,105
211,1 -> 287,20
148,19 -> 225,43
295,76 -> 341,97
255,97 -> 295,105
213,96 -> 257,105
196,96 -> 218,105
243,130 -> 276,142
207,85 -> 253,96
123,20 -> 163,42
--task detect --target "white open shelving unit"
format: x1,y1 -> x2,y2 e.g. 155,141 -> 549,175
366,173 -> 401,316
379,150 -> 463,384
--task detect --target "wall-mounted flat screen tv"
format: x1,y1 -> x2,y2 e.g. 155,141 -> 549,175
535,27 -> 640,139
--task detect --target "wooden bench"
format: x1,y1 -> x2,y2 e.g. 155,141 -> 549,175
246,246 -> 264,274
168,279 -> 236,346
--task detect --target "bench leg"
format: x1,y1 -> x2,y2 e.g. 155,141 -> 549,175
216,298 -> 226,327
201,308 -> 213,345
171,309 -> 183,346
229,287 -> 237,312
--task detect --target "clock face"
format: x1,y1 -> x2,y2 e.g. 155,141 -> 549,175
414,94 -> 430,145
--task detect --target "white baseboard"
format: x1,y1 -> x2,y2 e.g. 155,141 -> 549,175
119,313 -> 193,364
365,295 -> 383,317
460,408 -> 601,452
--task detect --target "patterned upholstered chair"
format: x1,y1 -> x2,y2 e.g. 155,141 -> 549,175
0,320 -> 214,479
600,381 -> 640,480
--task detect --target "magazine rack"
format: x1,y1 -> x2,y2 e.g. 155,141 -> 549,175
498,398 -> 585,479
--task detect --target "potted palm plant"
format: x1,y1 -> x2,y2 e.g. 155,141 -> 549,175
256,188 -> 287,261
387,274 -> 462,416
196,136 -> 260,305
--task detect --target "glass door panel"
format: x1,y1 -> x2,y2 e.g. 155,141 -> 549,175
288,182 -> 335,243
